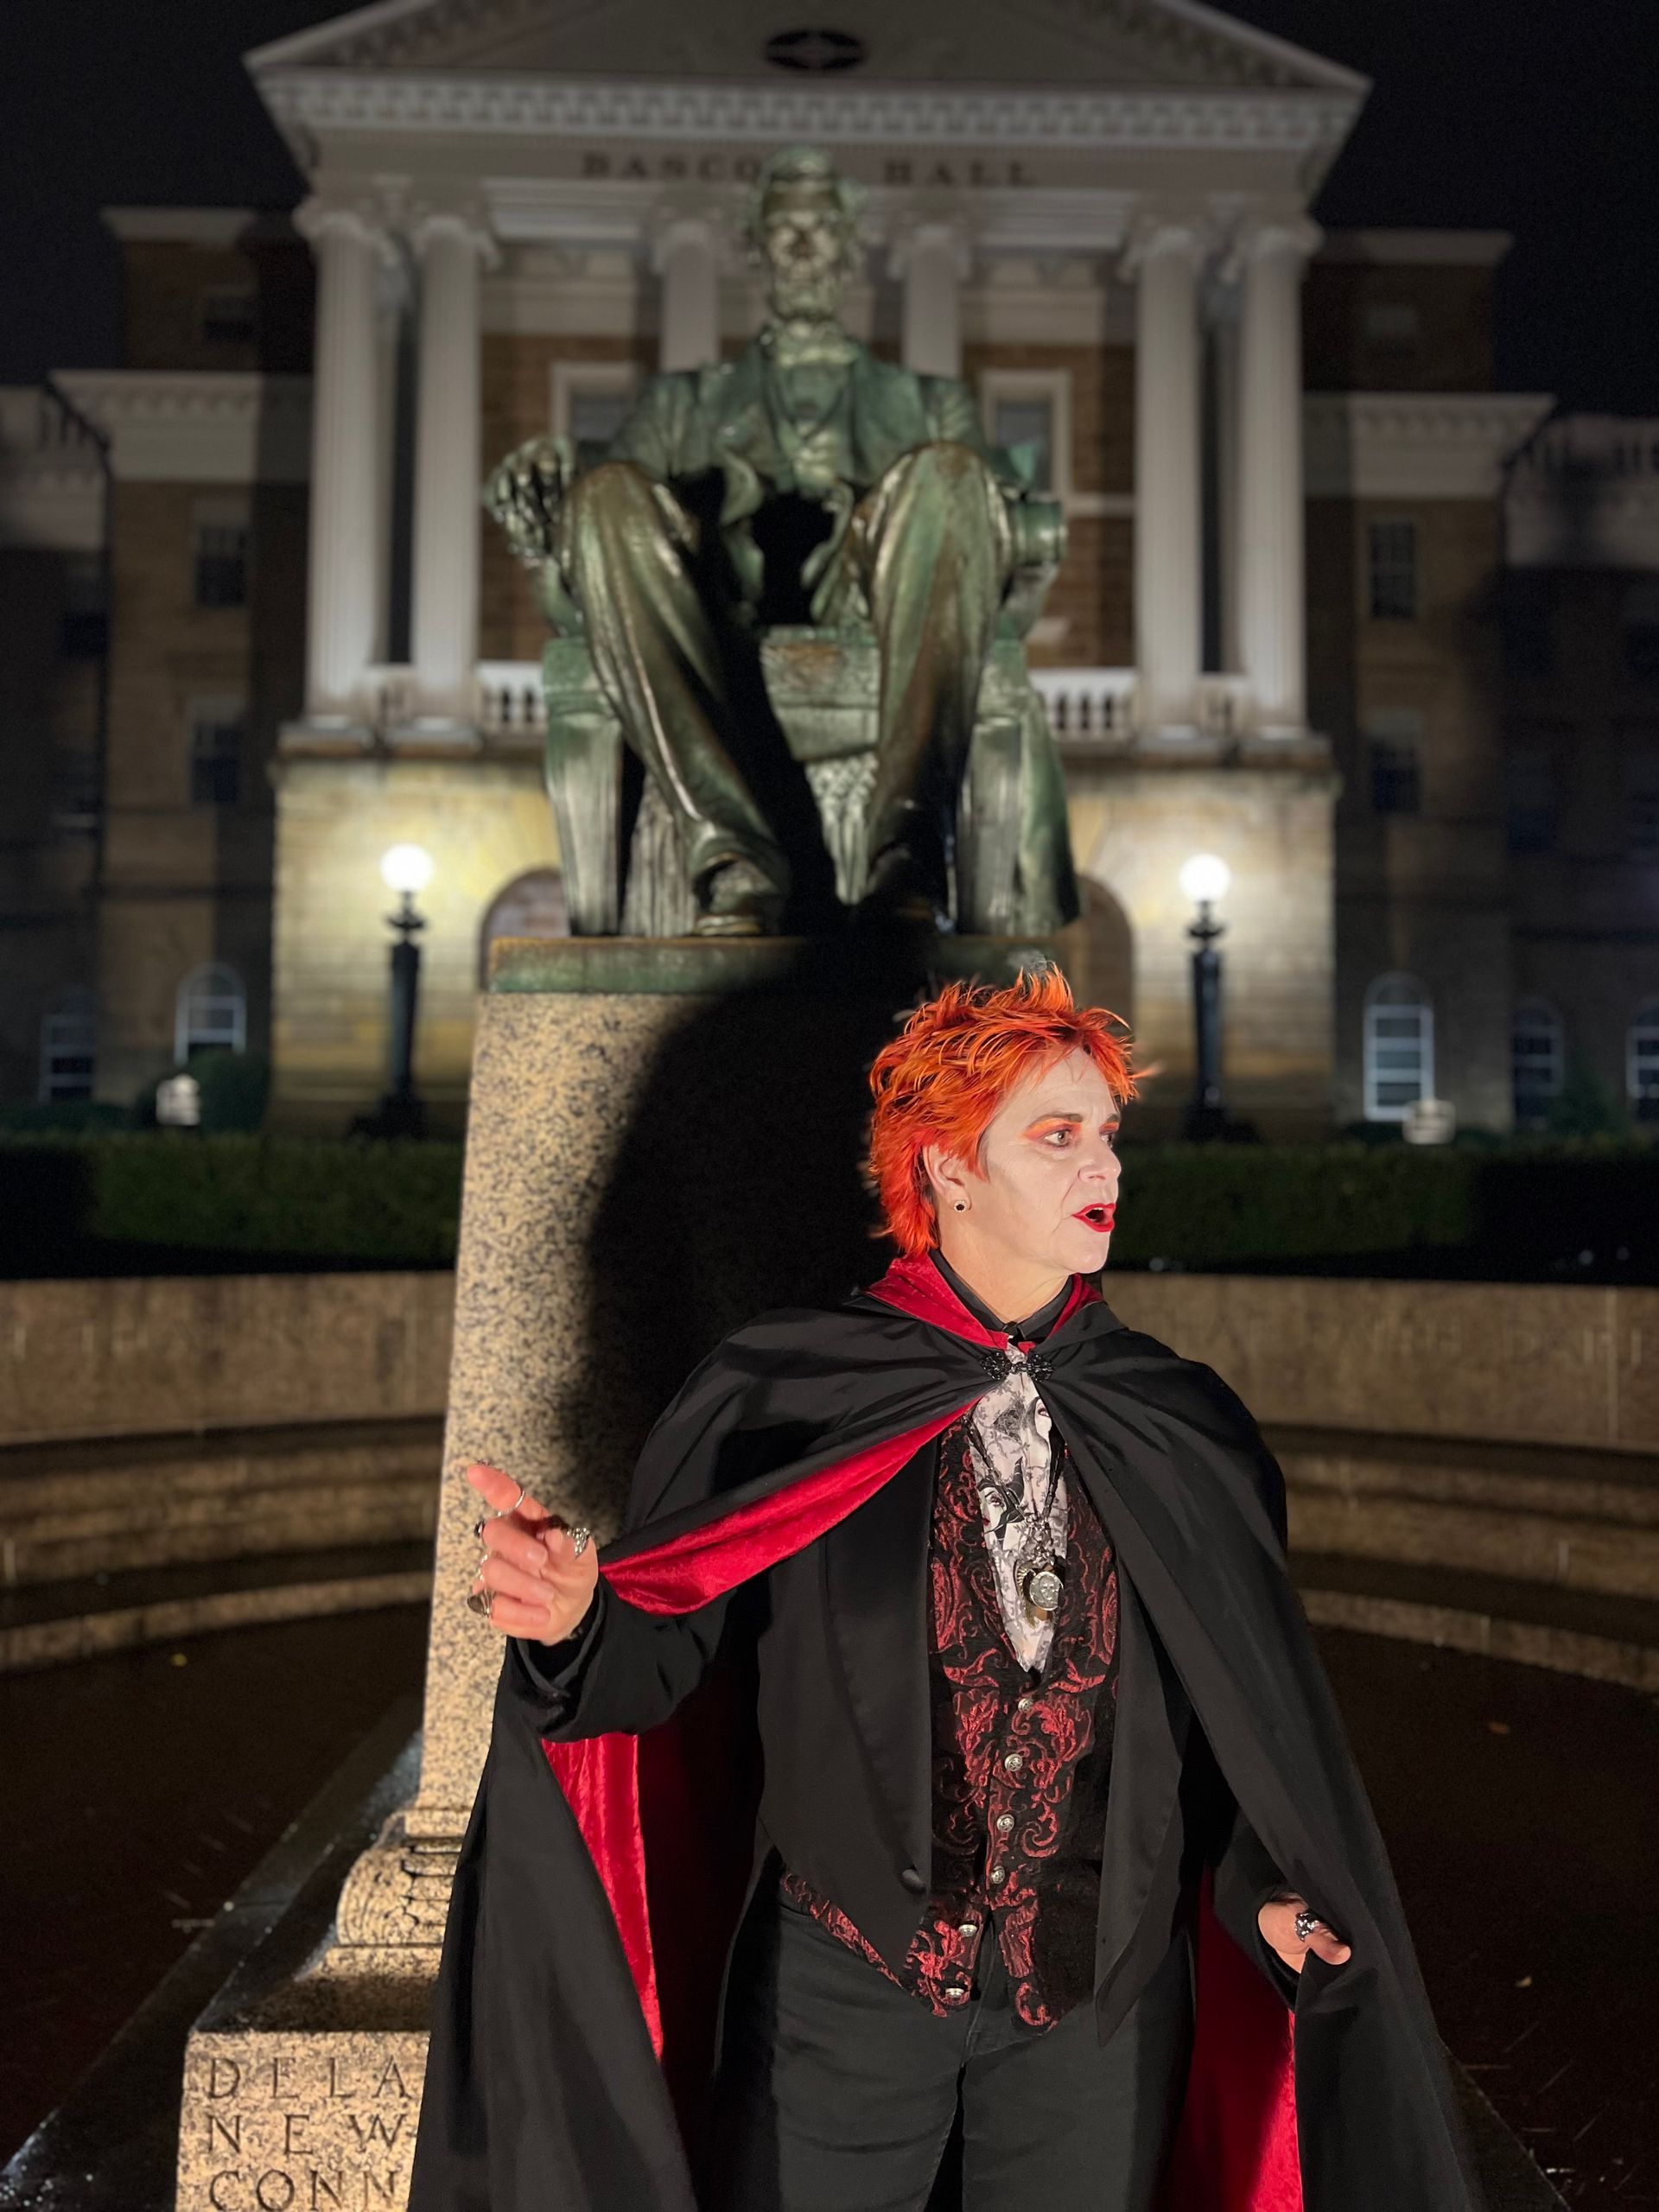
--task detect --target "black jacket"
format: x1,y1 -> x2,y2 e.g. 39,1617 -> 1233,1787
512,1428 -> 1297,2032
409,1280 -> 1484,2212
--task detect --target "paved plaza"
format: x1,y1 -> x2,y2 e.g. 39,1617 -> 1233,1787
3,1607 -> 1654,2208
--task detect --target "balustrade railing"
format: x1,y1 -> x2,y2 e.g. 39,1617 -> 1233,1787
473,662 -> 1146,748
475,662 -> 548,737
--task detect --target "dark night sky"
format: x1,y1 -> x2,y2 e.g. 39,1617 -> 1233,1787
1,0 -> 1656,412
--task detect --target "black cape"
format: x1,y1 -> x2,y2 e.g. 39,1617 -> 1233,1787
408,1274 -> 1484,2212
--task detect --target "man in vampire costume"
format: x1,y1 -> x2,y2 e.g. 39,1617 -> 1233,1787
410,969 -> 1484,2212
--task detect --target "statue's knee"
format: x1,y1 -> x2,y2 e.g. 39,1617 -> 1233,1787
568,458 -> 655,522
898,439 -> 995,491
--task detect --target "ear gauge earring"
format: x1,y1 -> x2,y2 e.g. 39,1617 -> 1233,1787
954,1200 -> 968,1212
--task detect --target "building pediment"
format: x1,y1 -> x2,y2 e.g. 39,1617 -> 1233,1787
248,0 -> 1363,95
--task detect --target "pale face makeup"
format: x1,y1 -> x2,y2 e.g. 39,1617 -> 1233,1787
925,1050 -> 1122,1323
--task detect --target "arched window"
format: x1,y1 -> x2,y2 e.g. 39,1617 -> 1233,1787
1512,999 -> 1564,1126
478,869 -> 568,987
1363,974 -> 1434,1121
40,986 -> 96,1102
1629,999 -> 1659,1122
175,963 -> 246,1064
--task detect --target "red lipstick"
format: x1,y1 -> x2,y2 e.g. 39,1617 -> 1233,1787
1073,1203 -> 1116,1233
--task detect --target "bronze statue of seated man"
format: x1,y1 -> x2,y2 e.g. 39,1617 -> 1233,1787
490,144 -> 1063,937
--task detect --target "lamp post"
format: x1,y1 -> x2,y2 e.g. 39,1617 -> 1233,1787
378,843 -> 433,1138
1179,852 -> 1230,1141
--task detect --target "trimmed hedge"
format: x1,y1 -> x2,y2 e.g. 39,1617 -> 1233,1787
0,1132 -> 1654,1280
2,1135 -> 464,1273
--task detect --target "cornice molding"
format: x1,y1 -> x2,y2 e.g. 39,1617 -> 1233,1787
1506,416 -> 1659,571
481,175 -> 1144,255
248,0 -> 1368,98
1303,391 -> 1555,502
51,372 -> 314,486
257,69 -> 1360,163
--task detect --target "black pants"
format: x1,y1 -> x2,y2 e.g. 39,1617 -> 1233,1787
709,1880 -> 1194,2212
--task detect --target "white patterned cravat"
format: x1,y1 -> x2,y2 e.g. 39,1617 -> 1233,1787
964,1353 -> 1067,1673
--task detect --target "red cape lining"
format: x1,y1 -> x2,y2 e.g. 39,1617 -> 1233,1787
541,1258 -> 1301,2210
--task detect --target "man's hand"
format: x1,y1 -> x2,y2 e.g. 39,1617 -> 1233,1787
485,436 -> 573,567
465,1462 -> 600,1646
1256,1893 -> 1353,1975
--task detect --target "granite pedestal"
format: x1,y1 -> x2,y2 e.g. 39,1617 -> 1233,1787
173,931 -> 1058,2212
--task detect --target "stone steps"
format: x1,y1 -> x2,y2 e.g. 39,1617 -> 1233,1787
1274,1421 -> 1659,1602
0,1538 -> 434,1673
1294,1550 -> 1659,1693
0,1414 -> 442,1587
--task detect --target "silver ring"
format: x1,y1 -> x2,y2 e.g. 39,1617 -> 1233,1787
569,1525 -> 593,1558
466,1584 -> 494,1620
1294,1909 -> 1322,1944
480,1481 -> 526,1521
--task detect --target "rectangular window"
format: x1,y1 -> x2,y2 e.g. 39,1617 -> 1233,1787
1363,300 -> 1421,349
567,386 -> 635,454
41,991 -> 96,1103
1505,746 -> 1557,853
1623,581 -> 1659,683
49,748 -> 99,831
60,551 -> 108,660
193,514 -> 250,608
188,707 -> 245,807
1365,709 -> 1423,816
992,397 -> 1055,493
980,370 -> 1072,502
1368,519 -> 1419,621
1368,742 -> 1421,815
200,288 -> 258,347
1626,753 -> 1659,857
1500,574 -> 1554,681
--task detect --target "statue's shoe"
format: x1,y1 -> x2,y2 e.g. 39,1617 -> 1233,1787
691,908 -> 768,938
692,856 -> 786,936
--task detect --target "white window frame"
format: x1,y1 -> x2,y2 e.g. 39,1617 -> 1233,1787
1363,972 -> 1434,1122
39,986 -> 97,1103
550,361 -> 640,452
1511,998 -> 1564,1122
1629,1000 -> 1659,1110
175,963 -> 246,1065
979,367 -> 1074,507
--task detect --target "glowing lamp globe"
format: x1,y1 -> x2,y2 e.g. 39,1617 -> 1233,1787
1179,853 -> 1231,906
380,843 -> 435,898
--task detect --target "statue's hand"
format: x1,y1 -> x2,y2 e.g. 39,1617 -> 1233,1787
485,435 -> 574,566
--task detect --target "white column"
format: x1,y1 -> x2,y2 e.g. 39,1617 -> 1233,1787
654,216 -> 721,372
893,223 -> 969,380
409,206 -> 496,732
372,254 -> 407,667
1126,218 -> 1205,737
1212,301 -> 1242,675
296,199 -> 385,728
1235,219 -> 1319,737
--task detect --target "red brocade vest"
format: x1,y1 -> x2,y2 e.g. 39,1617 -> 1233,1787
782,1408 -> 1121,2026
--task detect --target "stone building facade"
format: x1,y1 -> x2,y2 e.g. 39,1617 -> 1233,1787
3,0 -> 1645,1141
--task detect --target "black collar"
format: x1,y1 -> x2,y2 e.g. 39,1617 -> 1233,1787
930,1251 -> 1073,1344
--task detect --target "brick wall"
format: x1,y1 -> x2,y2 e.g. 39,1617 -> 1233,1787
1310,491 -> 1513,1128
1304,261 -> 1497,394
121,239 -> 314,376
92,476 -> 304,1103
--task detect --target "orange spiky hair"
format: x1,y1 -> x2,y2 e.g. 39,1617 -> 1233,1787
866,965 -> 1136,1257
